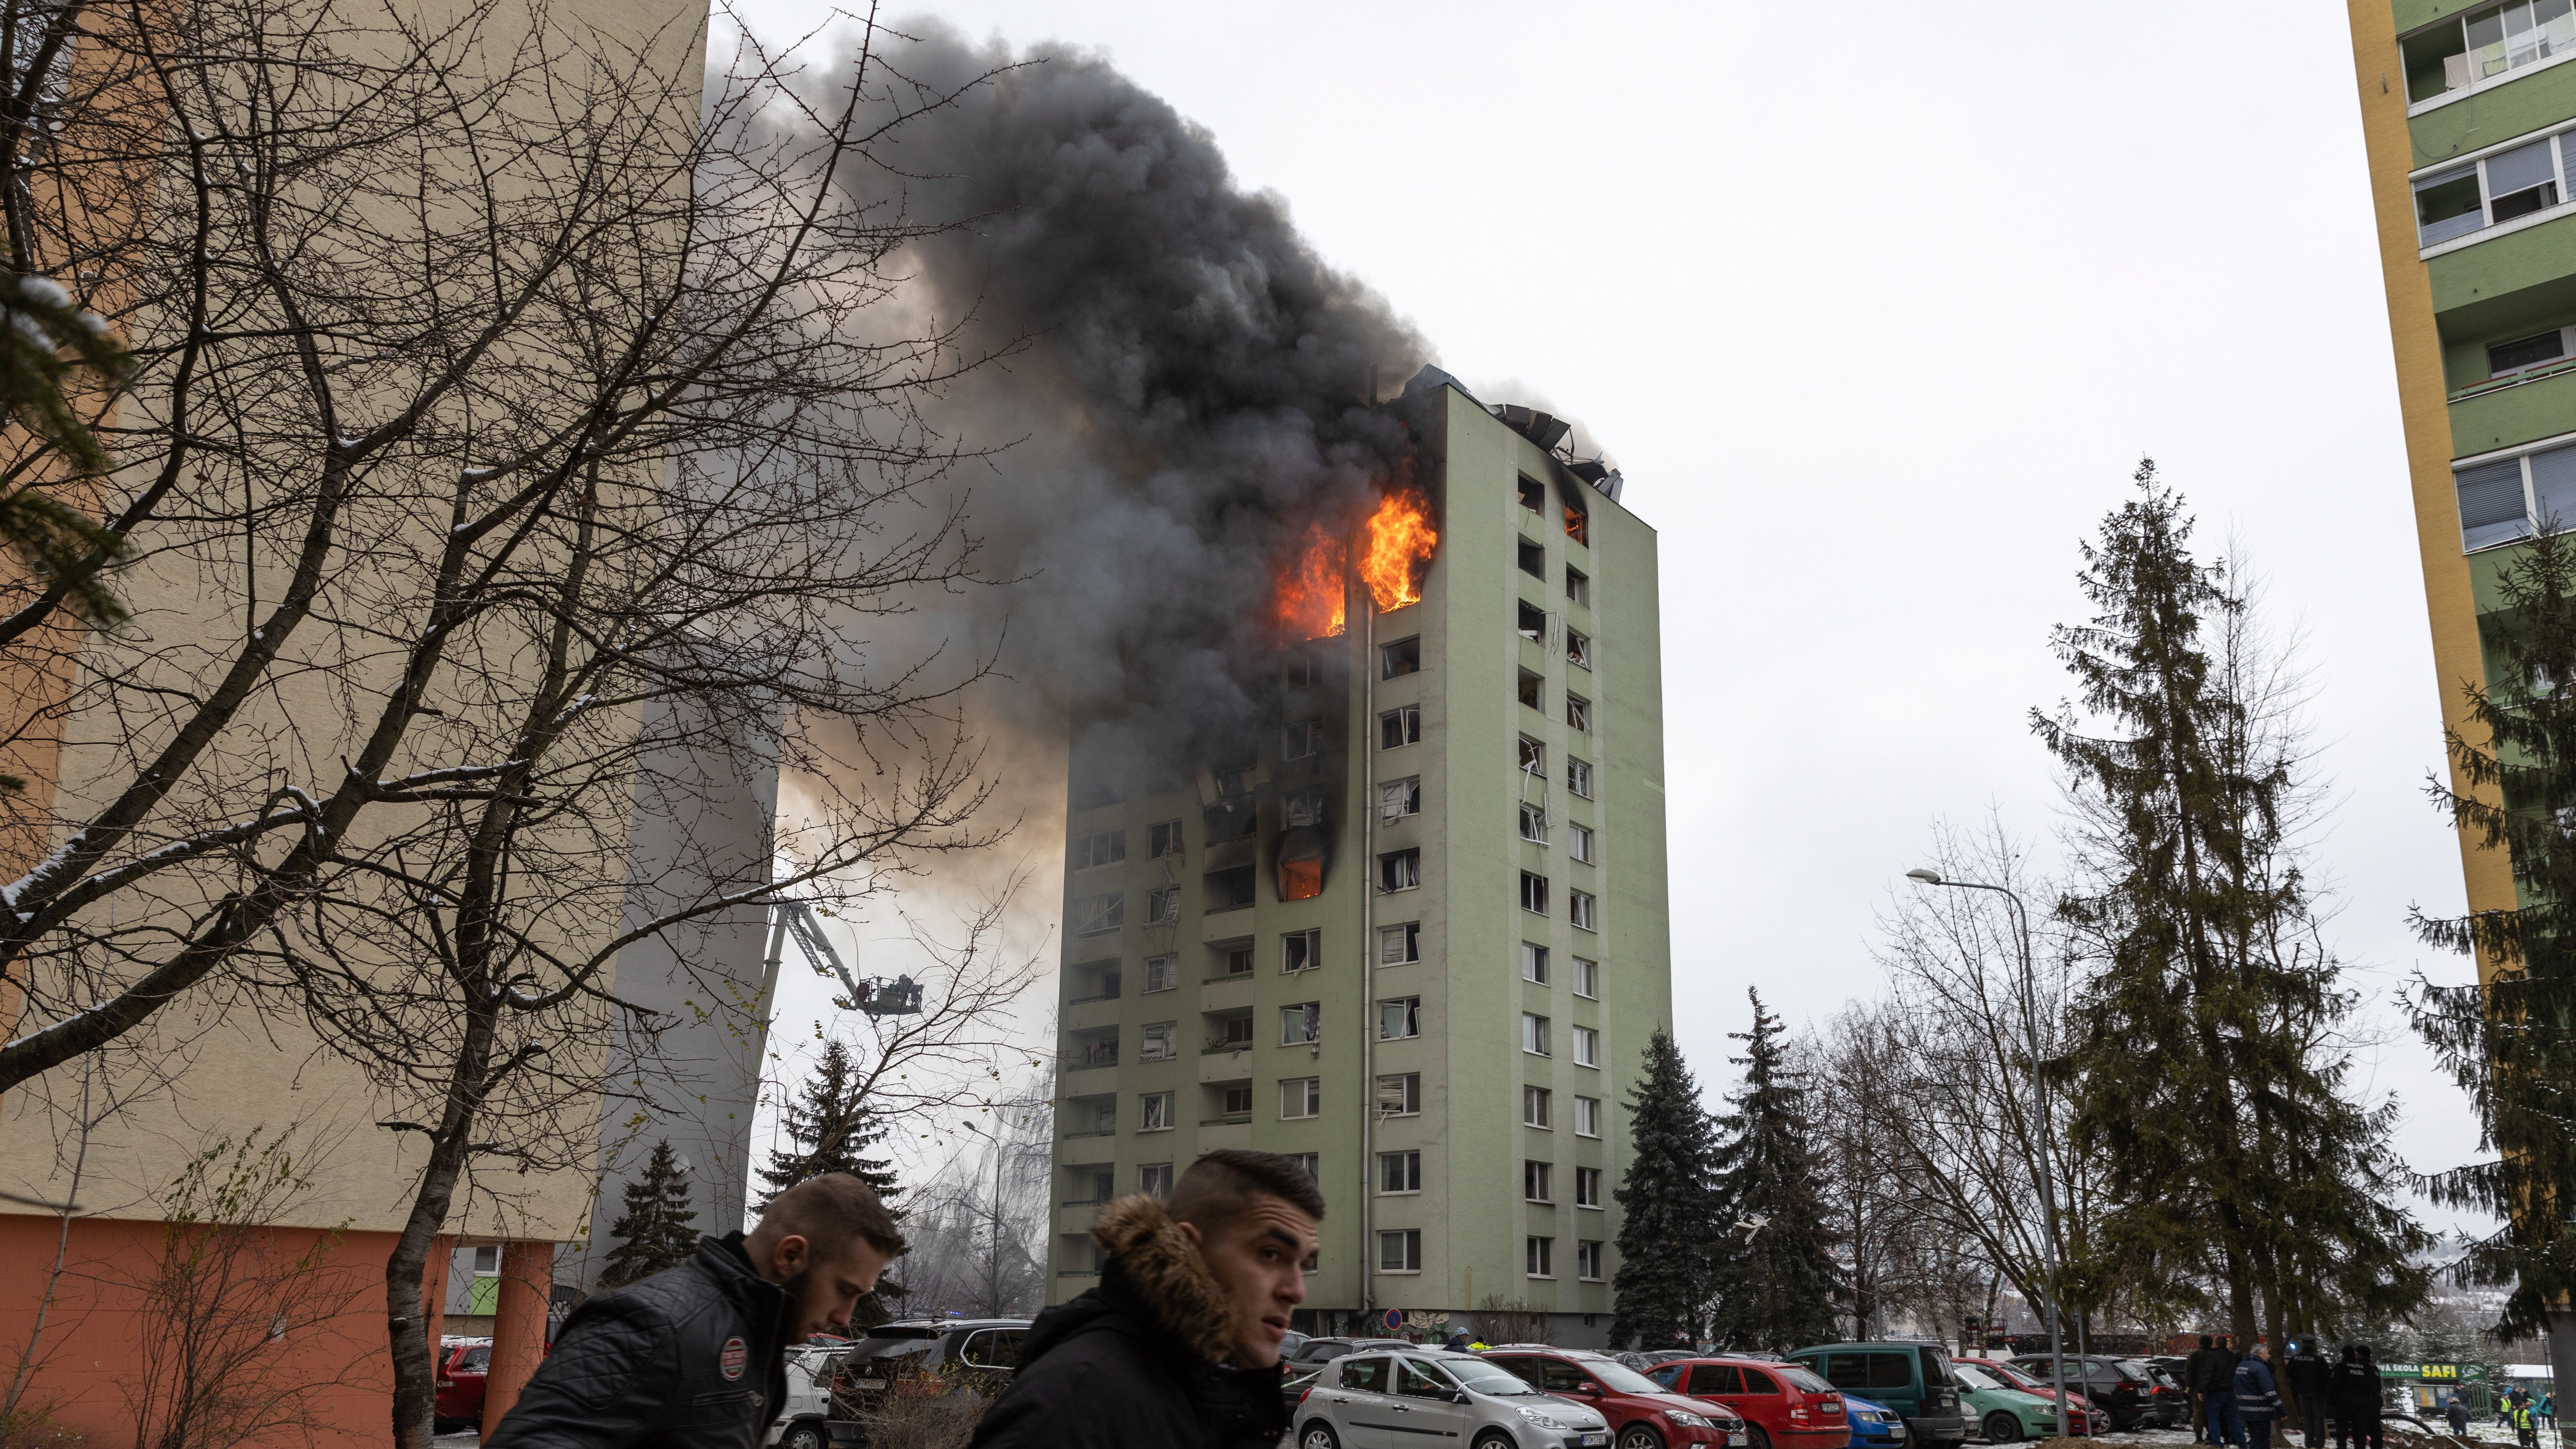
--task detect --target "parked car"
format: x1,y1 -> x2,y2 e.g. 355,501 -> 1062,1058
1644,1356 -> 1851,1449
1842,1394 -> 1907,1449
2003,1355 -> 2154,1431
766,1342 -> 849,1449
1786,1344 -> 1966,1449
824,1317 -> 1031,1415
433,1338 -> 492,1433
2134,1361 -> 2188,1427
1480,1345 -> 1752,1449
1952,1358 -> 2107,1436
1295,1348 -> 1613,1449
1289,1336 -> 1420,1369
1948,1362 -> 2061,1443
1618,1351 -> 1703,1373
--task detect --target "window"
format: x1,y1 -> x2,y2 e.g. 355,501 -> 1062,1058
1518,669 -> 1543,710
1574,1096 -> 1601,1137
1141,1021 -> 1178,1061
1572,1025 -> 1599,1068
2456,439 -> 2576,549
1577,1240 -> 1604,1281
1522,1013 -> 1552,1056
1381,1229 -> 1424,1272
1145,886 -> 1179,926
1071,893 -> 1123,936
472,1245 -> 501,1274
1566,630 -> 1590,669
1520,872 -> 1548,914
1523,1085 -> 1552,1128
1518,474 -> 1546,513
1220,1084 -> 1254,1117
1144,955 -> 1178,993
2402,1 -> 2576,106
1379,848 -> 1421,892
1281,1077 -> 1321,1119
1575,1166 -> 1603,1208
1072,829 -> 1125,869
2413,130 -> 2574,248
1380,705 -> 1422,749
1519,801 -> 1550,844
1379,997 -> 1422,1040
1380,1150 -> 1423,1193
1217,1013 -> 1255,1047
1148,819 -> 1184,859
1565,694 -> 1590,732
2493,326 -> 2575,377
1282,717 -> 1324,761
1378,1073 -> 1422,1116
1381,637 -> 1421,678
1565,502 -> 1588,546
1572,957 -> 1599,998
1518,599 -> 1548,641
1569,823 -> 1595,863
1526,1236 -> 1554,1278
1281,1002 -> 1321,1045
1521,943 -> 1549,983
1287,1152 -> 1318,1181
1204,865 -> 1257,910
1518,538 -> 1545,578
1283,785 -> 1326,828
1140,1162 -> 1173,1198
1570,890 -> 1597,931
1282,930 -> 1321,975
1140,1092 -> 1174,1131
1525,1160 -> 1554,1202
1380,777 -> 1421,820
1566,757 -> 1593,798
1565,566 -> 1589,607
1282,651 -> 1318,689
1518,736 -> 1545,773
1219,946 -> 1255,977
1379,921 -> 1420,964
1343,1357 -> 1391,1393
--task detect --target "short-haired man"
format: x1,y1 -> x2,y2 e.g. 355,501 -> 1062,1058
484,1173 -> 904,1449
970,1148 -> 1324,1449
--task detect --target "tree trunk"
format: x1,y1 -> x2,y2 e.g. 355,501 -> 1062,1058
386,1000 -> 501,1449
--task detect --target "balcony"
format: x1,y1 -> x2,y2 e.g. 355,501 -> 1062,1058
1073,1044 -> 1120,1069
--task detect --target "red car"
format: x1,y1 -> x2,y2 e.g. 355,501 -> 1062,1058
1953,1359 -> 2109,1437
435,1338 -> 493,1431
1482,1346 -> 1754,1449
1646,1358 -> 1851,1449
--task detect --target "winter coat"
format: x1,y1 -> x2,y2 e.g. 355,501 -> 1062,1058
2330,1360 -> 2383,1422
968,1195 -> 1291,1449
2284,1350 -> 2332,1404
2201,1348 -> 2245,1396
2235,1360 -> 2282,1422
2450,1400 -> 2473,1433
2187,1350 -> 2211,1397
484,1234 -> 792,1449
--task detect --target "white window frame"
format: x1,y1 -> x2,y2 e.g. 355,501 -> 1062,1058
1577,1240 -> 1605,1282
1379,705 -> 1422,749
1379,922 -> 1421,965
1574,1095 -> 1602,1138
1380,1229 -> 1424,1273
1522,1013 -> 1551,1057
1148,819 -> 1184,859
1379,848 -> 1422,893
1143,954 -> 1178,993
1565,694 -> 1590,732
2410,121 -> 2576,256
1140,1162 -> 1173,1198
1518,801 -> 1550,845
1569,822 -> 1595,863
1524,1159 -> 1554,1203
2455,429 -> 2576,551
1380,776 -> 1422,821
1283,929 -> 1321,975
1280,1076 -> 1321,1119
2403,2 -> 2576,117
1567,757 -> 1593,799
1140,1021 -> 1178,1062
1522,943 -> 1549,984
1378,1073 -> 1422,1116
1572,957 -> 1599,999
1379,1150 -> 1423,1194
1565,566 -> 1590,607
1140,1092 -> 1175,1132
1281,1002 -> 1321,1046
1380,997 -> 1422,1041
1570,889 -> 1597,932
1567,629 -> 1591,670
1523,1084 -> 1552,1128
1520,872 -> 1548,915
1071,893 -> 1124,936
1145,886 -> 1179,926
1072,828 -> 1126,870
1575,1165 -> 1603,1209
1572,1025 -> 1599,1068
1526,1235 -> 1554,1279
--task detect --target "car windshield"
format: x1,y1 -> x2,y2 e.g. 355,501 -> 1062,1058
1585,1359 -> 1668,1395
1954,1366 -> 2003,1392
1445,1359 -> 1545,1397
842,1332 -> 941,1360
1983,1365 -> 2048,1393
1781,1367 -> 1837,1395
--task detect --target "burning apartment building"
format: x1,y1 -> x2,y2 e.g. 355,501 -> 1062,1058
1047,369 -> 1671,1345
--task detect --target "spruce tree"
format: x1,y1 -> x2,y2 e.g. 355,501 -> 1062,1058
756,1039 -> 900,1207
2413,523 -> 2576,1340
600,1139 -> 700,1287
1610,1028 -> 1721,1350
2038,462 -> 2427,1350
1704,989 -> 1842,1350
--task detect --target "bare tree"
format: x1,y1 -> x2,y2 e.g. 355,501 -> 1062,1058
882,1069 -> 1052,1319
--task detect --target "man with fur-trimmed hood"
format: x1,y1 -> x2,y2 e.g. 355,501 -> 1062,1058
970,1148 -> 1323,1449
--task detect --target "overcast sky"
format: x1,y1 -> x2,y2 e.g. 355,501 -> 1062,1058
741,0 -> 2493,1232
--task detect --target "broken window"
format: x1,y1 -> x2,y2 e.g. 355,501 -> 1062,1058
1378,1072 -> 1422,1116
1380,921 -> 1420,965
1150,819 -> 1185,859
1140,1021 -> 1178,1062
1565,694 -> 1590,732
1380,705 -> 1422,749
1072,829 -> 1125,869
1564,501 -> 1588,546
1379,996 -> 1421,1040
1570,889 -> 1597,931
1567,631 -> 1590,669
1522,943 -> 1549,983
1380,777 -> 1420,821
1205,797 -> 1257,842
1567,757 -> 1593,799
1518,538 -> 1545,578
1381,636 -> 1421,678
1518,737 -> 1546,774
1520,871 -> 1548,914
1518,600 -> 1547,642
1284,786 -> 1327,828
1140,1092 -> 1173,1131
1282,717 -> 1324,761
1283,651 -> 1319,688
1518,474 -> 1545,513
1565,566 -> 1589,607
1519,802 -> 1549,844
1569,822 -> 1595,863
1518,669 -> 1543,711
1277,820 -> 1327,901
1071,893 -> 1124,935
1143,955 -> 1178,993
1284,929 -> 1321,974
1145,886 -> 1180,926
1282,1002 -> 1321,1045
1205,865 -> 1257,911
1378,848 -> 1421,892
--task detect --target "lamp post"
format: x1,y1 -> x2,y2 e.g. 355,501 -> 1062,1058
1906,867 -> 2071,1428
958,1114 -> 1011,1316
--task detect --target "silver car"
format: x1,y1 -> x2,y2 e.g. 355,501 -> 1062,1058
1298,1349 -> 1614,1449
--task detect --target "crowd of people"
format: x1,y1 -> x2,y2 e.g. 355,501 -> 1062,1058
2185,1333 -> 2554,1449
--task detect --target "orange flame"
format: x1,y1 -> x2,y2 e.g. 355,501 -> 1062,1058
1272,521 -> 1347,639
1360,489 -> 1438,612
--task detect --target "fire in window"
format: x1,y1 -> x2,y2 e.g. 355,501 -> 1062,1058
1564,501 -> 1588,545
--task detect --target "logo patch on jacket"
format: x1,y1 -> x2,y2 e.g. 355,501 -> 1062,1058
721,1337 -> 747,1381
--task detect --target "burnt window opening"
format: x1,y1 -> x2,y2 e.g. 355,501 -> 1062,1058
1380,777 -> 1421,821
1518,669 -> 1543,711
1282,717 -> 1324,761
1283,786 -> 1327,829
1150,819 -> 1185,859
1379,848 -> 1422,893
1072,829 -> 1125,869
1283,651 -> 1320,689
1205,865 -> 1257,911
1380,706 -> 1422,749
1381,636 -> 1421,678
1205,800 -> 1257,842
1518,538 -> 1545,579
1518,600 -> 1547,643
1277,825 -> 1327,902
1565,567 -> 1590,607
1564,501 -> 1588,546
1518,475 -> 1545,513
1284,929 -> 1322,974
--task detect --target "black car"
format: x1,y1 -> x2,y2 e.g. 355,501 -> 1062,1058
2006,1355 -> 2156,1431
823,1317 -> 1031,1434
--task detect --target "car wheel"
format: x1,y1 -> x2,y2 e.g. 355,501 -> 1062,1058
1618,1426 -> 1665,1449
1984,1412 -> 2022,1444
1747,1426 -> 1773,1449
1301,1422 -> 1341,1449
1473,1433 -> 1518,1449
781,1422 -> 826,1449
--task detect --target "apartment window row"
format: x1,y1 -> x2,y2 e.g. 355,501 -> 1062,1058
1521,1087 -> 1604,1137
1514,671 -> 1597,733
2403,1 -> 2575,108
1519,804 -> 1600,861
1379,1154 -> 1599,1203
1521,741 -> 1593,798
2413,122 -> 2576,249
1072,828 -> 1125,869
1519,871 -> 1599,930
1518,946 -> 1601,997
2456,437 -> 2576,550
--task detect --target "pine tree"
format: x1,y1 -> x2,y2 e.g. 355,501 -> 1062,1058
756,1039 -> 899,1207
1704,989 -> 1841,1350
2413,523 -> 2576,1339
1610,1028 -> 1721,1350
2038,462 -> 2427,1350
600,1139 -> 700,1287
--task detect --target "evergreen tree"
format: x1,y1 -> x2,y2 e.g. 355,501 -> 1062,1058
2413,523 -> 2576,1339
599,1139 -> 699,1287
1610,1029 -> 1721,1350
2038,462 -> 2427,1350
1704,989 -> 1842,1350
756,1039 -> 899,1207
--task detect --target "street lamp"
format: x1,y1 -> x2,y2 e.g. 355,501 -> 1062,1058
957,1115 -> 1011,1316
1907,867 -> 2071,1427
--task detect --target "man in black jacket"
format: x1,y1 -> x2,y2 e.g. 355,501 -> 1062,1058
484,1173 -> 903,1449
2284,1340 -> 2332,1448
2204,1337 -> 2246,1449
2188,1337 -> 2215,1443
2330,1346 -> 2383,1449
970,1148 -> 1324,1449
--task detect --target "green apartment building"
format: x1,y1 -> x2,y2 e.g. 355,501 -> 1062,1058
1044,370 -> 1673,1344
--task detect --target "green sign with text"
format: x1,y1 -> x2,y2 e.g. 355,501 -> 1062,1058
2379,1363 -> 2486,1381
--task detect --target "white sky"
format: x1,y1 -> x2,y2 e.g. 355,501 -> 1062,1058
739,0 -> 2495,1235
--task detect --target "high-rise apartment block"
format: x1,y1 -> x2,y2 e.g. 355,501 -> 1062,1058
1045,371 -> 1671,1343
